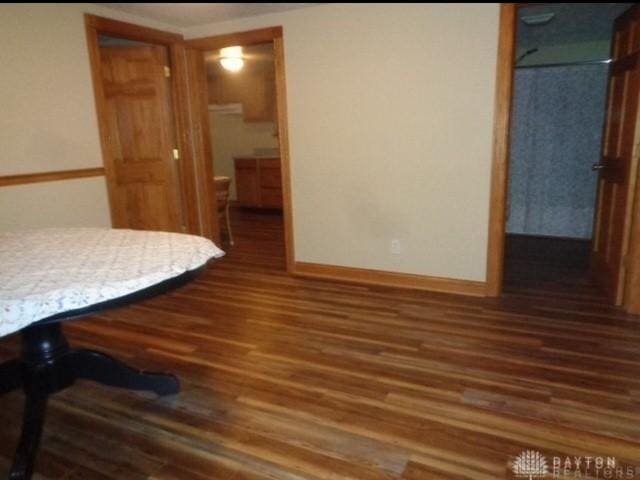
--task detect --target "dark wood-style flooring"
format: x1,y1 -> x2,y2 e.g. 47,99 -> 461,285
504,233 -> 594,291
2,209 -> 640,479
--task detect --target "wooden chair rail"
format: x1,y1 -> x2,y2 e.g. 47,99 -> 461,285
0,168 -> 105,187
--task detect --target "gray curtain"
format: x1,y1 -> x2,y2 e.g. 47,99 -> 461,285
507,64 -> 609,239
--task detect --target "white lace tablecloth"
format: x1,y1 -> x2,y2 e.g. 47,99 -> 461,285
0,228 -> 225,338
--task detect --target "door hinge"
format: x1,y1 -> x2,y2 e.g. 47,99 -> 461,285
164,65 -> 171,78
172,148 -> 180,161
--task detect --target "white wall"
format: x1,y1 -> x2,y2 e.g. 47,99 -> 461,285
0,178 -> 111,230
187,4 -> 500,282
0,4 -> 178,231
1,4 -> 501,283
210,111 -> 279,199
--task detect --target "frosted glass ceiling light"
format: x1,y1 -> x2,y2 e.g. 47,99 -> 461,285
520,12 -> 555,25
220,57 -> 244,72
220,46 -> 244,72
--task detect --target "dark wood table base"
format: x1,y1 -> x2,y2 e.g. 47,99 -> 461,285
0,323 -> 180,480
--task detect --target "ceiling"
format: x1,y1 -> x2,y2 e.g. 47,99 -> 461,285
100,3 -> 320,28
517,3 -> 632,48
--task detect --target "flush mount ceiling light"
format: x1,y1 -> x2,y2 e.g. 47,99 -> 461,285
520,12 -> 555,25
220,46 -> 244,72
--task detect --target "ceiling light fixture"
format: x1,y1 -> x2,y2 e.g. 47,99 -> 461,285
520,12 -> 555,25
220,46 -> 244,72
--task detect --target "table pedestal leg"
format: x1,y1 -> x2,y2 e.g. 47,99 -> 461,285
8,393 -> 47,480
0,323 -> 180,480
71,350 -> 179,396
0,360 -> 22,395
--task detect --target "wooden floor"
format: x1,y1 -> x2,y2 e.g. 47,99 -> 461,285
2,209 -> 640,479
504,234 -> 593,291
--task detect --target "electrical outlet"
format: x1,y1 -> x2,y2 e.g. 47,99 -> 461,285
391,239 -> 402,255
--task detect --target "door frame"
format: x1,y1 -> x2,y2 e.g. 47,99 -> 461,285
85,14 -> 203,235
485,4 -> 640,315
184,27 -> 296,273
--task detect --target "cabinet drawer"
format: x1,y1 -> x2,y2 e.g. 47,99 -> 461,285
259,158 -> 280,170
235,158 -> 257,170
260,187 -> 283,208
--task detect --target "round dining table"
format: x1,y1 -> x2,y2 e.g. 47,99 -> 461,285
0,228 -> 224,480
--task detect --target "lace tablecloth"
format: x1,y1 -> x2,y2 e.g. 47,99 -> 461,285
0,228 -> 224,337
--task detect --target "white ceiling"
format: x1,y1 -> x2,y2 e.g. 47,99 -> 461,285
100,3 -> 320,28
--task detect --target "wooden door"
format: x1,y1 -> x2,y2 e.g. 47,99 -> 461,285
100,45 -> 181,231
592,6 -> 640,304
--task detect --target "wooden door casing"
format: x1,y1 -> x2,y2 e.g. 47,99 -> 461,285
185,48 -> 220,244
100,45 -> 181,232
592,5 -> 640,304
183,27 -> 295,272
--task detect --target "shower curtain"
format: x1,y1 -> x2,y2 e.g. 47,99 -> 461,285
506,63 -> 609,239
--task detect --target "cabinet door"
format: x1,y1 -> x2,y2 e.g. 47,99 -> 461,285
259,159 -> 282,188
235,160 -> 259,207
260,187 -> 283,208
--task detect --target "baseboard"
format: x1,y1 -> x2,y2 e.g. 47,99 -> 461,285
293,262 -> 486,297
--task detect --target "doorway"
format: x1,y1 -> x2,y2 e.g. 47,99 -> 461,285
85,15 -> 190,233
98,35 -> 183,231
183,27 -> 295,272
86,18 -> 295,272
487,4 -> 640,314
503,4 -> 629,292
204,42 -> 285,260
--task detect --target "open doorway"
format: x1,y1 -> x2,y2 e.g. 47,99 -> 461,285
86,18 -> 295,272
487,3 -> 640,313
504,3 -> 631,292
183,27 -> 294,273
204,42 -> 285,259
